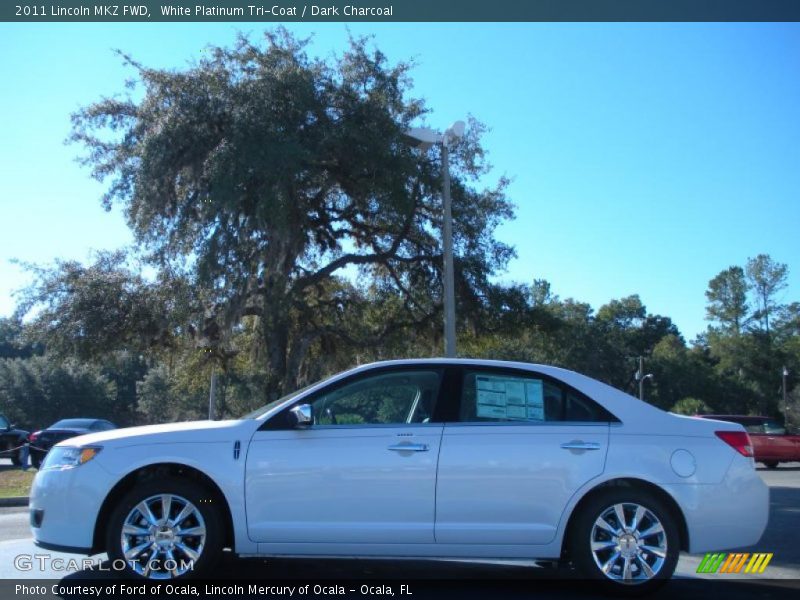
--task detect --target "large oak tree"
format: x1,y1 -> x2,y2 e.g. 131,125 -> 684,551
67,31 -> 514,397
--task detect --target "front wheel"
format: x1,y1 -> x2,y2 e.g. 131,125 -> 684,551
106,478 -> 223,579
569,488 -> 680,594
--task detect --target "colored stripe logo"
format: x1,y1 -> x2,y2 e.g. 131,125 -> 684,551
697,552 -> 773,574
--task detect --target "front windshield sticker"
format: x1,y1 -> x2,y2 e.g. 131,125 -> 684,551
476,375 -> 544,421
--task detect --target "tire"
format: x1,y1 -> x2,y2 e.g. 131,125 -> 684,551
106,478 -> 223,580
569,487 -> 680,595
762,461 -> 779,469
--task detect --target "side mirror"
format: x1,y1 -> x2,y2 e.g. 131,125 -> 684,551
289,404 -> 313,429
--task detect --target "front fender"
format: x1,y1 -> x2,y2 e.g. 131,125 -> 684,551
94,442 -> 256,555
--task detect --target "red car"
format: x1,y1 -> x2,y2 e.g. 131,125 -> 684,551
697,414 -> 800,468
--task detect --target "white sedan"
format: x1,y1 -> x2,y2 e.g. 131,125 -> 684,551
30,359 -> 768,591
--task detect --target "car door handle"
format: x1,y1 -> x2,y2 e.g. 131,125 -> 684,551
387,443 -> 429,452
561,441 -> 601,451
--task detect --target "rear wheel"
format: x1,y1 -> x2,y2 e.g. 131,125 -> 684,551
106,478 -> 223,579
569,488 -> 680,594
762,461 -> 779,469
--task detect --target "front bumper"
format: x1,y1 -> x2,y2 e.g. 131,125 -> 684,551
29,459 -> 114,554
33,539 -> 93,554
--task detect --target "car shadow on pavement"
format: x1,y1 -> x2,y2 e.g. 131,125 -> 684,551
44,477 -> 800,599
757,485 -> 800,569
54,555 -> 800,599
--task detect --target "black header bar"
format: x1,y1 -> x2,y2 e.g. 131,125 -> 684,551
4,1 -> 800,23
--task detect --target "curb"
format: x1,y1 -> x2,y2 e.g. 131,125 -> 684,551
0,496 -> 28,507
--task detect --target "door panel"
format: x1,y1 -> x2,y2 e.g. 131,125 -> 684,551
434,367 -> 611,546
246,425 -> 443,543
435,423 -> 608,544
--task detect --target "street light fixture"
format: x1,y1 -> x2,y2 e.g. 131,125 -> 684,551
634,356 -> 654,401
404,120 -> 466,358
638,373 -> 654,401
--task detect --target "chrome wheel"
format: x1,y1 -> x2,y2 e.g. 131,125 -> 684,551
590,502 -> 668,584
120,493 -> 206,579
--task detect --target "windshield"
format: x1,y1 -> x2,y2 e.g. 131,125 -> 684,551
240,381 -> 320,420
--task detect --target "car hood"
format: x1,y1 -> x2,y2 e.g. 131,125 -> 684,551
55,419 -> 252,448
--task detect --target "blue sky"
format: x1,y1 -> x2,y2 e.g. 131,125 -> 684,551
1,23 -> 798,342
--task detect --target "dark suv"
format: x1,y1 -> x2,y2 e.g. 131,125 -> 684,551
0,413 -> 30,466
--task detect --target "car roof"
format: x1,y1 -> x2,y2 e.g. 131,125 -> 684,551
348,357 -> 582,375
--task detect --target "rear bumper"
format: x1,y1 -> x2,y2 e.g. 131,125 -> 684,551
665,454 -> 769,553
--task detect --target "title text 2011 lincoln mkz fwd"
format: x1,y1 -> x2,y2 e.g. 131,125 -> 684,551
30,359 -> 768,592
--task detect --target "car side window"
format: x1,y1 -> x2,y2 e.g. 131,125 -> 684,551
459,370 -> 613,423
310,370 -> 441,426
0,415 -> 9,429
763,421 -> 786,435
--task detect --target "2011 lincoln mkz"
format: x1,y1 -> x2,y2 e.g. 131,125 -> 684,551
30,359 -> 768,591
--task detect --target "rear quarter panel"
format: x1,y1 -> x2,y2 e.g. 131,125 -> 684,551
540,373 -> 766,554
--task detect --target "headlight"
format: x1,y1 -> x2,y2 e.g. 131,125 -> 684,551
41,446 -> 102,470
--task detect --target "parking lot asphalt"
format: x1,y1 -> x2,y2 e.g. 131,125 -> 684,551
0,461 -> 798,599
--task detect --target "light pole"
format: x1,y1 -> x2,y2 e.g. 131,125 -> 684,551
208,368 -> 217,420
405,121 -> 465,358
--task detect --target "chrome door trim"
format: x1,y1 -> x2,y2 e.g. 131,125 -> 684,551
560,441 -> 602,451
387,443 -> 430,452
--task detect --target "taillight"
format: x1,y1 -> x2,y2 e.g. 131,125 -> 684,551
715,431 -> 753,457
